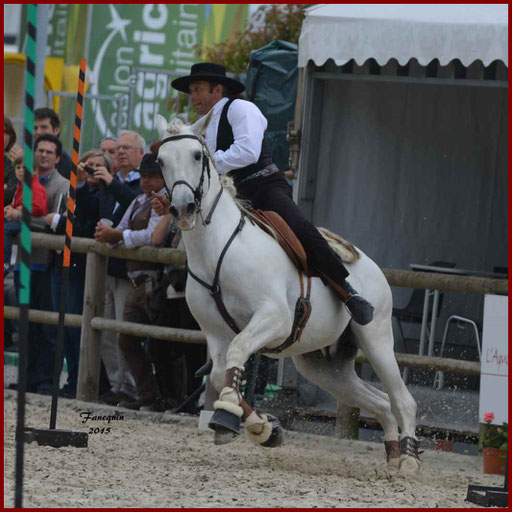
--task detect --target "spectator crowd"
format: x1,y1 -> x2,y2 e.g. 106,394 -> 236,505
4,109 -> 206,412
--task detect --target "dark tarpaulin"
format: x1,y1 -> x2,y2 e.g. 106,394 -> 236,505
246,40 -> 298,172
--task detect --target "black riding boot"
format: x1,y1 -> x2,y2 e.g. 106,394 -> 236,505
238,173 -> 375,325
341,280 -> 375,326
318,271 -> 374,325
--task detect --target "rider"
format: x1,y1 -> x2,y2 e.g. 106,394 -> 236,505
170,63 -> 374,325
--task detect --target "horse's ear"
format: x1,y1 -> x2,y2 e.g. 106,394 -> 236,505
190,108 -> 214,137
156,114 -> 168,139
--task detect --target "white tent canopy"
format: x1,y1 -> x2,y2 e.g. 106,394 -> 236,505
298,4 -> 508,68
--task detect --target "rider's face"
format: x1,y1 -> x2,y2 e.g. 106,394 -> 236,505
189,81 -> 223,116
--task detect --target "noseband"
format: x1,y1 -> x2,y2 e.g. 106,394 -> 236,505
159,134 -> 223,226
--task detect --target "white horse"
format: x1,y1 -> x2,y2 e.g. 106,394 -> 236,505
155,112 -> 420,474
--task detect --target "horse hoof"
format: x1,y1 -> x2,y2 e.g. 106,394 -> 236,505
386,456 -> 400,474
398,455 -> 421,476
260,414 -> 284,448
209,408 -> 241,434
213,427 -> 239,445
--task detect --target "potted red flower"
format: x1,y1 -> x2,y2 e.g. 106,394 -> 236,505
481,412 -> 508,475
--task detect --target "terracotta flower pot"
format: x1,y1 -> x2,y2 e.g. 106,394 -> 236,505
482,447 -> 506,475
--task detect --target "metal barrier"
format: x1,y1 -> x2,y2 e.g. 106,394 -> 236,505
4,233 -> 506,404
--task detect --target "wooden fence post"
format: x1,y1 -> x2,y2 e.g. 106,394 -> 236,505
335,404 -> 360,439
335,362 -> 362,439
76,251 -> 107,401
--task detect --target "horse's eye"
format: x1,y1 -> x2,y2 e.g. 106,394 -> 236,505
194,151 -> 202,162
157,158 -> 164,167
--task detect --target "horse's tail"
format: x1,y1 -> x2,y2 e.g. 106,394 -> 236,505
317,227 -> 360,264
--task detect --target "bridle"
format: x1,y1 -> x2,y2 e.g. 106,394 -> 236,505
159,134 -> 223,226
159,132 -> 246,334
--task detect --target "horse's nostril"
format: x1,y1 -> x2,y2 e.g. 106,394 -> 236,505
186,202 -> 196,216
169,206 -> 179,218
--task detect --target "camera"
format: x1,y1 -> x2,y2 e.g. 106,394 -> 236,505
84,165 -> 96,175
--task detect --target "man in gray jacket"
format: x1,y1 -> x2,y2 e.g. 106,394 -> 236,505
6,133 -> 69,394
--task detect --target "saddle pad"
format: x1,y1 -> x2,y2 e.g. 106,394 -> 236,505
317,227 -> 360,263
250,210 -> 308,275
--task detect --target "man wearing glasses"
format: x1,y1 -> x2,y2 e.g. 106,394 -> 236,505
78,129 -> 144,406
99,136 -> 120,173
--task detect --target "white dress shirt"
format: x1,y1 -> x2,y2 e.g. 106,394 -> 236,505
204,97 -> 268,175
115,187 -> 165,249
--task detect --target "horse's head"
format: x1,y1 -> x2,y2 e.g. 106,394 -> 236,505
155,111 -> 215,230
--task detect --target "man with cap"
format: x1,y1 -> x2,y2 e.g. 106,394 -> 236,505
169,63 -> 374,325
95,152 -> 170,411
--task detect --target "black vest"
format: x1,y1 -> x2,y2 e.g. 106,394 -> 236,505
216,99 -> 273,186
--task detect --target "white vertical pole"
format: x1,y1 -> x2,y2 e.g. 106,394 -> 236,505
35,4 -> 49,108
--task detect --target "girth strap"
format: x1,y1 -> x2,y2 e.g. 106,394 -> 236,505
187,214 -> 246,334
260,274 -> 312,354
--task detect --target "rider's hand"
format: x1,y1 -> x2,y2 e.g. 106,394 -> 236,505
151,191 -> 170,216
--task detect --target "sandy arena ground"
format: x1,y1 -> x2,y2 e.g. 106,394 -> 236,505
3,390 -> 504,508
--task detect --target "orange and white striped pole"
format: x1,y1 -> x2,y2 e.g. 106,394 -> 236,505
49,59 -> 87,430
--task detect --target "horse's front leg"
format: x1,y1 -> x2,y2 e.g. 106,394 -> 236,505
209,305 -> 291,446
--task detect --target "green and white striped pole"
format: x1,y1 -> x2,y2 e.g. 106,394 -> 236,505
15,3 -> 37,508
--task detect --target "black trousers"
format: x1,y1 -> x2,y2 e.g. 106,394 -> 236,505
237,172 -> 349,286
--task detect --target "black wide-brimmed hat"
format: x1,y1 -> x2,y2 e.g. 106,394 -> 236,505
139,152 -> 162,175
171,63 -> 245,95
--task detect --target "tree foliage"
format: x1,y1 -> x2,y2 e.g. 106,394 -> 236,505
200,4 -> 313,73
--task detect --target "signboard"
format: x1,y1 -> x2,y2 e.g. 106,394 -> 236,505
86,4 -> 248,145
18,4 -> 248,150
478,294 -> 508,425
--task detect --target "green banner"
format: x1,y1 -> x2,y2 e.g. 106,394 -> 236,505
19,4 -> 88,64
18,4 -> 248,152
85,4 -> 248,147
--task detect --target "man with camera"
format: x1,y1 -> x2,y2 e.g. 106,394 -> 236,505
74,134 -> 143,405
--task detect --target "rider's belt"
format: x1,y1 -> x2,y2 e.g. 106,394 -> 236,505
235,163 -> 280,185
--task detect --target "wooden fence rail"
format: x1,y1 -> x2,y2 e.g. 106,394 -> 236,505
29,233 -> 508,293
4,233 -> 504,412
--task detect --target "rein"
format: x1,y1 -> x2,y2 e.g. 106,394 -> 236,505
187,214 -> 246,334
159,132 -> 243,333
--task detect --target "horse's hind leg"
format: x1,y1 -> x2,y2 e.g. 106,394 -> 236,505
292,350 -> 402,470
352,320 -> 420,474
